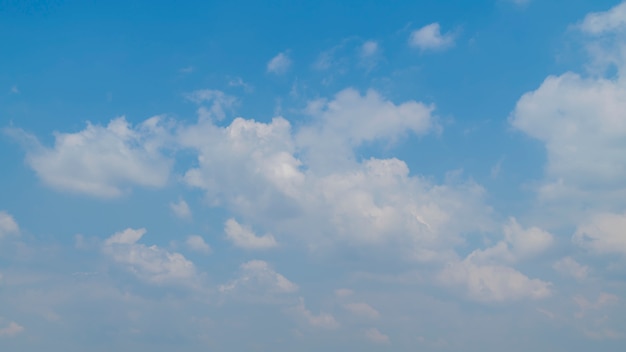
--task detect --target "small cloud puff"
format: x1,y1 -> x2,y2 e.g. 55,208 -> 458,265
267,52 -> 292,74
224,218 -> 278,250
409,23 -> 456,51
170,199 -> 192,220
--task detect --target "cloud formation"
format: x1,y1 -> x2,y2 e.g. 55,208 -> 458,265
11,117 -> 172,198
267,52 -> 292,74
409,23 -> 455,51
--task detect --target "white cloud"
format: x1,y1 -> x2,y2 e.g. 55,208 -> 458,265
267,52 -> 292,74
441,217 -> 553,302
292,298 -> 339,329
185,235 -> 211,254
219,260 -> 298,295
298,88 -> 436,172
579,1 -> 626,35
573,211 -> 626,255
469,218 -> 553,264
409,23 -> 455,51
103,228 -> 197,285
170,199 -> 192,220
358,40 -> 382,70
224,219 -> 278,250
334,288 -> 354,297
553,257 -> 590,280
10,85 -> 19,94
185,89 -> 237,121
0,211 -> 19,238
177,88 -> 492,262
360,40 -> 379,57
365,328 -> 390,344
573,293 -> 622,340
228,77 -> 253,92
0,321 -> 24,337
511,72 -> 626,208
440,260 -> 552,302
343,302 -> 380,319
11,116 -> 172,198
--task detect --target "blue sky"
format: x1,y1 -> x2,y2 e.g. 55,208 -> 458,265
1,0 -> 626,350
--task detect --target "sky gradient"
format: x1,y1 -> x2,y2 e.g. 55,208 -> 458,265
1,0 -> 626,351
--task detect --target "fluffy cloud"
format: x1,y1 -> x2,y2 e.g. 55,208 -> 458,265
409,23 -> 455,51
440,218 -> 553,302
185,235 -> 211,254
170,199 -> 192,220
360,40 -> 379,57
292,298 -> 339,329
553,257 -> 590,280
365,328 -> 390,344
439,260 -> 552,302
0,321 -> 24,337
0,211 -> 19,238
219,260 -> 298,296
573,293 -> 622,339
267,52 -> 292,74
511,2 -> 626,217
579,1 -> 626,35
573,211 -> 626,255
224,219 -> 278,250
11,117 -> 172,198
343,302 -> 380,319
185,89 -> 237,121
511,73 -> 626,204
298,88 -> 436,171
178,88 -> 491,263
103,228 -> 197,285
468,218 -> 553,264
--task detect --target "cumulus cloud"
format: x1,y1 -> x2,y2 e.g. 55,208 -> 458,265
0,321 -> 24,337
579,1 -> 626,35
468,218 -> 553,264
439,260 -> 552,302
0,211 -> 19,238
178,88 -> 492,262
360,40 -> 379,57
224,219 -> 278,250
292,298 -> 339,329
219,260 -> 298,296
103,228 -> 197,285
358,40 -> 381,70
553,257 -> 590,280
170,199 -> 192,220
185,89 -> 237,121
573,293 -> 622,339
298,88 -> 436,172
9,116 -> 172,198
573,211 -> 626,255
511,73 -> 626,205
365,328 -> 390,344
511,2 -> 626,217
409,23 -> 455,51
267,52 -> 292,74
185,235 -> 211,254
343,302 -> 380,319
440,218 -> 553,302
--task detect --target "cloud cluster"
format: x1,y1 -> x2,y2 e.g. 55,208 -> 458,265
0,211 -> 19,239
102,228 -> 198,285
11,117 -> 173,198
409,23 -> 456,51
